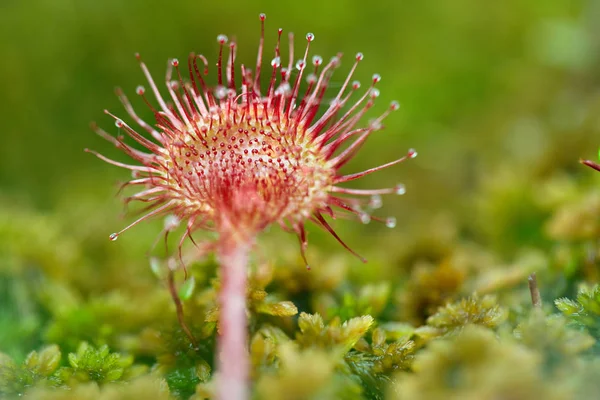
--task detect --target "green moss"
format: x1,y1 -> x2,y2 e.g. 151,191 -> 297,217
55,342 -> 143,385
324,283 -> 392,322
515,311 -> 595,377
346,328 -> 416,399
556,284 -> 600,345
397,260 -> 466,326
139,325 -> 215,399
43,288 -> 173,353
5,182 -> 600,399
389,326 -> 565,400
517,311 -> 594,355
296,313 -> 374,353
0,345 -> 61,397
254,344 -> 347,400
24,375 -> 174,400
415,294 -> 507,340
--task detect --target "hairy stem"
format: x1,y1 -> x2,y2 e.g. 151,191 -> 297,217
216,234 -> 252,400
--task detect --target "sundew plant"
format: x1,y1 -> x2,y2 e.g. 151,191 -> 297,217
2,2 -> 600,400
87,14 -> 415,399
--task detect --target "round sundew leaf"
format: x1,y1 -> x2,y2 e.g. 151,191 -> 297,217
149,257 -> 164,279
178,277 -> 196,301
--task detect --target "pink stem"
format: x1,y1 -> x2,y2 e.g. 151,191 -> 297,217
216,234 -> 251,400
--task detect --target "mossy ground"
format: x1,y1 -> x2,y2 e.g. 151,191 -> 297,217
3,181 -> 600,399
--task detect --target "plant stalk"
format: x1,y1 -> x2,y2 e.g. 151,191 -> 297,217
528,272 -> 542,309
216,234 -> 251,400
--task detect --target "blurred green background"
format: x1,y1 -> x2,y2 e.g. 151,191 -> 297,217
1,0 -> 600,362
1,0 -> 599,226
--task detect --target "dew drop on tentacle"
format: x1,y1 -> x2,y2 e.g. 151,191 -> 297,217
394,183 -> 406,195
369,194 -> 382,209
164,214 -> 181,231
385,217 -> 397,229
109,233 -> 119,241
215,85 -> 228,99
408,148 -> 418,158
280,67 -> 289,79
360,212 -> 371,224
369,118 -> 382,130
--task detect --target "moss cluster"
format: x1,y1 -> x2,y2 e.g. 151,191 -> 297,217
3,189 -> 600,399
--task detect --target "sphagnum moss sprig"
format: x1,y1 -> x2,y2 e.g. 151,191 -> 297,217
89,13 -> 415,400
